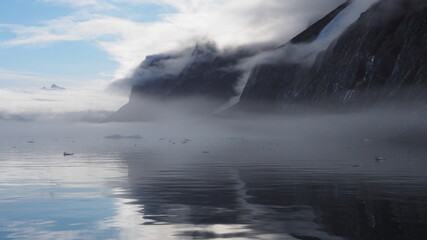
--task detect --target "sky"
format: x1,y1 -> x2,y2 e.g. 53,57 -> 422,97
0,0 -> 348,118
0,0 -> 177,90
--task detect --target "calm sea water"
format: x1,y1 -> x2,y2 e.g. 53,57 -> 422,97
1,116 -> 427,240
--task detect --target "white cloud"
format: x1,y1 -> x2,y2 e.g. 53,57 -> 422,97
0,69 -> 46,84
0,69 -> 128,120
0,80 -> 127,117
0,69 -> 102,89
3,0 -> 346,81
40,0 -> 117,10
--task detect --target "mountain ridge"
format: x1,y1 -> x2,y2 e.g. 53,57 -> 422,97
109,0 -> 427,121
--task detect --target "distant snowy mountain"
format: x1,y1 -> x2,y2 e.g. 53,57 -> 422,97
42,84 -> 65,91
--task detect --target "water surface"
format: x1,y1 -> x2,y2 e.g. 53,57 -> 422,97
1,114 -> 427,240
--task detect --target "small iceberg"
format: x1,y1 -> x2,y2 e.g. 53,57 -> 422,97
375,156 -> 386,163
105,134 -> 143,140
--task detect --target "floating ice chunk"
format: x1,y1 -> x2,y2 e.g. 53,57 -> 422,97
105,134 -> 143,139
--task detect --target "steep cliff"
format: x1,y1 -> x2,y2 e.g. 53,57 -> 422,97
110,43 -> 255,121
111,0 -> 427,121
110,1 -> 350,121
239,0 -> 427,107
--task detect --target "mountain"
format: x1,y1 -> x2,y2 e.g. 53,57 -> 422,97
109,41 -> 274,121
239,0 -> 427,108
42,84 -> 65,91
110,0 -> 427,121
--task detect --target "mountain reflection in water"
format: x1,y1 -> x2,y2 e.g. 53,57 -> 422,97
1,112 -> 427,240
118,138 -> 427,240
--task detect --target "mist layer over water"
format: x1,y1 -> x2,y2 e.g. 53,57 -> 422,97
1,103 -> 427,240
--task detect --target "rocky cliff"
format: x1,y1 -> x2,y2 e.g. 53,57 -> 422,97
240,0 -> 427,107
111,0 -> 427,121
110,43 -> 256,121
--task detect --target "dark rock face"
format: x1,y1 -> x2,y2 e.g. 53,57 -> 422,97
111,2 -> 350,120
131,44 -> 244,101
307,0 -> 427,102
240,63 -> 311,104
110,43 -> 262,121
112,0 -> 427,120
110,43 -> 260,120
240,0 -> 427,107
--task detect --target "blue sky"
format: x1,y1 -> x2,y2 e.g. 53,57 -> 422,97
0,0 -> 175,89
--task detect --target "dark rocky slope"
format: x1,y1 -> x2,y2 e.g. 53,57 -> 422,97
109,44 -> 258,121
109,1 -> 350,121
129,44 -> 245,100
239,0 -> 427,107
111,0 -> 427,121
